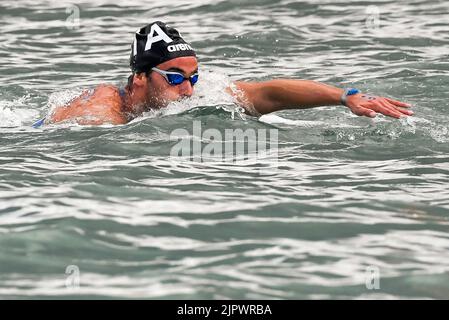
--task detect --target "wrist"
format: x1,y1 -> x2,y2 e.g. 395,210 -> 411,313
340,88 -> 360,107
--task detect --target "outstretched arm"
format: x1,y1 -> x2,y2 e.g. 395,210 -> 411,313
231,79 -> 413,119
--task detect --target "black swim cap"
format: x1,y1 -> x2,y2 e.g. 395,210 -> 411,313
130,21 -> 196,73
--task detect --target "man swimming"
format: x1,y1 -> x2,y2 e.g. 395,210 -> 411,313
36,21 -> 413,127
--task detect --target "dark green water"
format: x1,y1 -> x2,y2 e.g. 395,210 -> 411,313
0,0 -> 449,299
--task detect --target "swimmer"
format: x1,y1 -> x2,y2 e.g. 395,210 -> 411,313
33,21 -> 413,127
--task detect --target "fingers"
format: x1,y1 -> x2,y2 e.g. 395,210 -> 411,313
361,100 -> 413,119
349,96 -> 414,119
384,97 -> 412,108
350,105 -> 377,118
368,101 -> 402,119
380,99 -> 414,117
395,106 -> 414,116
378,100 -> 404,119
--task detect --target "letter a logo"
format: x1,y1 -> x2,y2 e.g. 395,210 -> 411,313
145,24 -> 173,51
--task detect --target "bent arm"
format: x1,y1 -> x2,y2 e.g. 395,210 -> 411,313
231,79 -> 413,119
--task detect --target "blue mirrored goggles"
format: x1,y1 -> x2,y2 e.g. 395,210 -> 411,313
151,67 -> 199,86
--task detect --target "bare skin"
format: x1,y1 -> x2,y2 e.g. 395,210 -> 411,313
49,56 -> 413,125
233,80 -> 413,118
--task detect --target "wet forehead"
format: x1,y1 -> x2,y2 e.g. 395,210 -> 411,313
157,56 -> 198,75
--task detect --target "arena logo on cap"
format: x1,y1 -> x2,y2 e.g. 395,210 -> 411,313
167,43 -> 193,52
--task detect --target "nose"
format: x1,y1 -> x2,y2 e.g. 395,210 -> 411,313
179,80 -> 193,97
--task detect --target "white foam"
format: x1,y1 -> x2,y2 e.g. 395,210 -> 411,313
45,88 -> 86,115
0,95 -> 38,127
259,114 -> 328,127
128,68 -> 246,124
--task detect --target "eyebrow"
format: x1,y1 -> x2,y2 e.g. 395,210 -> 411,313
166,67 -> 198,76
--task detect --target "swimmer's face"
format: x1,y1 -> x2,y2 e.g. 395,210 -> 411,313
145,56 -> 198,108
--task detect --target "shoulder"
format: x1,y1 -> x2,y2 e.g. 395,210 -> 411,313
88,84 -> 123,111
51,84 -> 128,125
91,85 -> 127,124
93,84 -> 121,96
97,84 -> 118,91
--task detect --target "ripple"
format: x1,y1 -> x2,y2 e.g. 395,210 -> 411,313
1,0 -> 449,299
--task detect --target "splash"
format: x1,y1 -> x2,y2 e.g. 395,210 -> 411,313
429,125 -> 449,143
0,94 -> 38,127
129,68 -> 248,123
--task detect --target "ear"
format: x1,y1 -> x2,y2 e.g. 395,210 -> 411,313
133,73 -> 149,87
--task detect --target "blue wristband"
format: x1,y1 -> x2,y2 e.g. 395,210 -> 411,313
341,88 -> 360,106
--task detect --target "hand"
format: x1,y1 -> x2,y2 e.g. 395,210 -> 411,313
345,93 -> 413,119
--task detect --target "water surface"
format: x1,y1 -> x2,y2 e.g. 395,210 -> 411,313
0,0 -> 449,299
